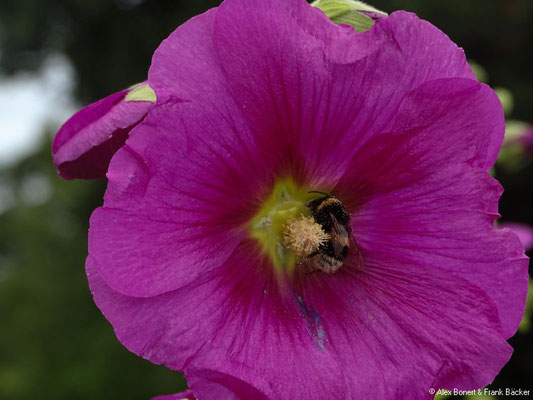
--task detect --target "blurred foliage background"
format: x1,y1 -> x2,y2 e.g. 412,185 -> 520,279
0,1 -> 531,399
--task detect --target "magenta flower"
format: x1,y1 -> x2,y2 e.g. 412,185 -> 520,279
52,82 -> 155,179
81,0 -> 528,398
518,125 -> 533,154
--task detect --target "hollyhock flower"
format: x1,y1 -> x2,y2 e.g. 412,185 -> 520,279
504,121 -> 532,149
52,82 -> 155,179
515,124 -> 533,154
82,0 -> 528,398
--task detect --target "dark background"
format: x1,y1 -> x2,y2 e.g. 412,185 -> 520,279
0,1 -> 531,399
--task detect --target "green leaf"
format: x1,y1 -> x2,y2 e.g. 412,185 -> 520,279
311,0 -> 387,32
125,82 -> 156,103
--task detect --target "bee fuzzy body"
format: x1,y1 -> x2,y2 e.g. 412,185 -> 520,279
305,194 -> 352,274
315,254 -> 344,274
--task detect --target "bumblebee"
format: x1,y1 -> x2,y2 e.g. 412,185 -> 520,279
302,192 -> 354,274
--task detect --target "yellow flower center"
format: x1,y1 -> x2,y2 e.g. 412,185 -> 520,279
249,178 -> 327,275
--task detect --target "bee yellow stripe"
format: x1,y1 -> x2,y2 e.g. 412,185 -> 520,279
315,197 -> 340,211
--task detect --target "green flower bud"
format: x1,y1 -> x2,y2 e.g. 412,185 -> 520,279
312,0 -> 387,32
125,82 -> 156,103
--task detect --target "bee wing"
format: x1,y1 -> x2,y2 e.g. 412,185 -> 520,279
329,213 -> 349,257
347,224 -> 365,270
331,213 -> 364,270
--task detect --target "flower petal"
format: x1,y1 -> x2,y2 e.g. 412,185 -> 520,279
149,2 -> 475,188
89,100 -> 277,297
52,86 -> 153,180
186,370 -> 269,400
385,78 -> 504,170
292,258 -> 514,398
335,78 -> 527,338
212,1 -> 475,184
336,78 -> 505,198
148,8 -> 229,105
87,244 -> 346,399
88,237 -> 513,399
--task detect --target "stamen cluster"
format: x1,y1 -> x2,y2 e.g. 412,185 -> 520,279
283,215 -> 330,257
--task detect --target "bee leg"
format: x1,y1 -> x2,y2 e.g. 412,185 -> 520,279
297,250 -> 320,265
305,268 -> 321,276
297,251 -> 323,275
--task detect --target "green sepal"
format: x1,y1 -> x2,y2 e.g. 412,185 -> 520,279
312,0 -> 387,32
125,83 -> 156,103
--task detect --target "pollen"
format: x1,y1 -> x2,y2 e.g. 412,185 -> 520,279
283,215 -> 330,257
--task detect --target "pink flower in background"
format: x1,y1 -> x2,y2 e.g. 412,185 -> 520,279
518,125 -> 533,154
61,0 -> 529,398
498,121 -> 533,170
52,82 -> 155,179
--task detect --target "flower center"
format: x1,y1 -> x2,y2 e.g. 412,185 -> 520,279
249,178 -> 326,274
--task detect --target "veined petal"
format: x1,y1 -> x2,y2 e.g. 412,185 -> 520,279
148,9 -> 230,105
350,167 -> 527,339
212,1 -> 475,185
88,238 -> 513,399
186,370 -> 269,400
149,2 -> 475,188
293,257 -> 513,398
87,244 -> 346,399
52,84 -> 153,179
90,99 -> 276,297
336,78 -> 527,338
386,78 -> 504,170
